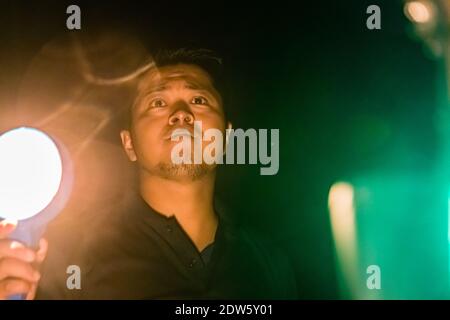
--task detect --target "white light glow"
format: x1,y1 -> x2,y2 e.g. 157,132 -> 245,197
0,128 -> 62,221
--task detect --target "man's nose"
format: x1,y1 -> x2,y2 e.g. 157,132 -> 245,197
168,103 -> 194,126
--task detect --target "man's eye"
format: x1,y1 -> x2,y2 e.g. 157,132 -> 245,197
150,99 -> 167,108
191,96 -> 208,105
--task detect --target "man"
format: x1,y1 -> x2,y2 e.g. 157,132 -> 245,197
0,48 -> 297,299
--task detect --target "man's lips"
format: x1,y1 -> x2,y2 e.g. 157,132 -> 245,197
169,130 -> 193,139
164,127 -> 200,140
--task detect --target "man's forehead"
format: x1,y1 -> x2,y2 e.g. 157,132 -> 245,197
140,64 -> 214,89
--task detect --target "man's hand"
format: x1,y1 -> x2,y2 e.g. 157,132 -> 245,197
0,220 -> 48,300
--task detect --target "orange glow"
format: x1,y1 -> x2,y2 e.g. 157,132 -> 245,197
404,1 -> 433,24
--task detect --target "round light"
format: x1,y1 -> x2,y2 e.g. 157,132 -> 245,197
0,127 -> 62,221
404,1 -> 433,24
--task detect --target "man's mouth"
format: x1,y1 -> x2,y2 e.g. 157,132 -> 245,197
164,128 -> 195,141
164,126 -> 203,140
169,130 -> 193,139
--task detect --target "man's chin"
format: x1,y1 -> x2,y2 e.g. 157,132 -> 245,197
154,163 -> 214,181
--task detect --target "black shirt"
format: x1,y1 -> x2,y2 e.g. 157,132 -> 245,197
36,193 -> 298,299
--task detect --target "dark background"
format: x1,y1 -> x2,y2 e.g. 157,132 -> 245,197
0,0 -> 441,298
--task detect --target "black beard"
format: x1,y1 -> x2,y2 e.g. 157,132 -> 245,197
152,163 -> 212,181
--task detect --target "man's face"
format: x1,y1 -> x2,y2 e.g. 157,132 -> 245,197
121,64 -> 229,180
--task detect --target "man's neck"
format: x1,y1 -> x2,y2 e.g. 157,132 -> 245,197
139,171 -> 218,252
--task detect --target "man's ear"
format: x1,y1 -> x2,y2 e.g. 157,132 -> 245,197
120,130 -> 137,162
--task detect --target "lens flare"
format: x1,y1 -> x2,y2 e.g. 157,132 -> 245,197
404,1 -> 433,24
328,181 -> 358,298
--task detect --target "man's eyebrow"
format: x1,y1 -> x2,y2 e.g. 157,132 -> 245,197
144,84 -> 168,95
184,82 -> 201,89
144,81 -> 207,94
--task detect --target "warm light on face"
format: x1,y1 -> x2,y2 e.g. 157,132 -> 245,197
404,1 -> 433,24
0,127 -> 62,221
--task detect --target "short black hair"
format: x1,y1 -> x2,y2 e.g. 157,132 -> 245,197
123,48 -> 231,129
153,48 -> 228,105
154,48 -> 223,79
